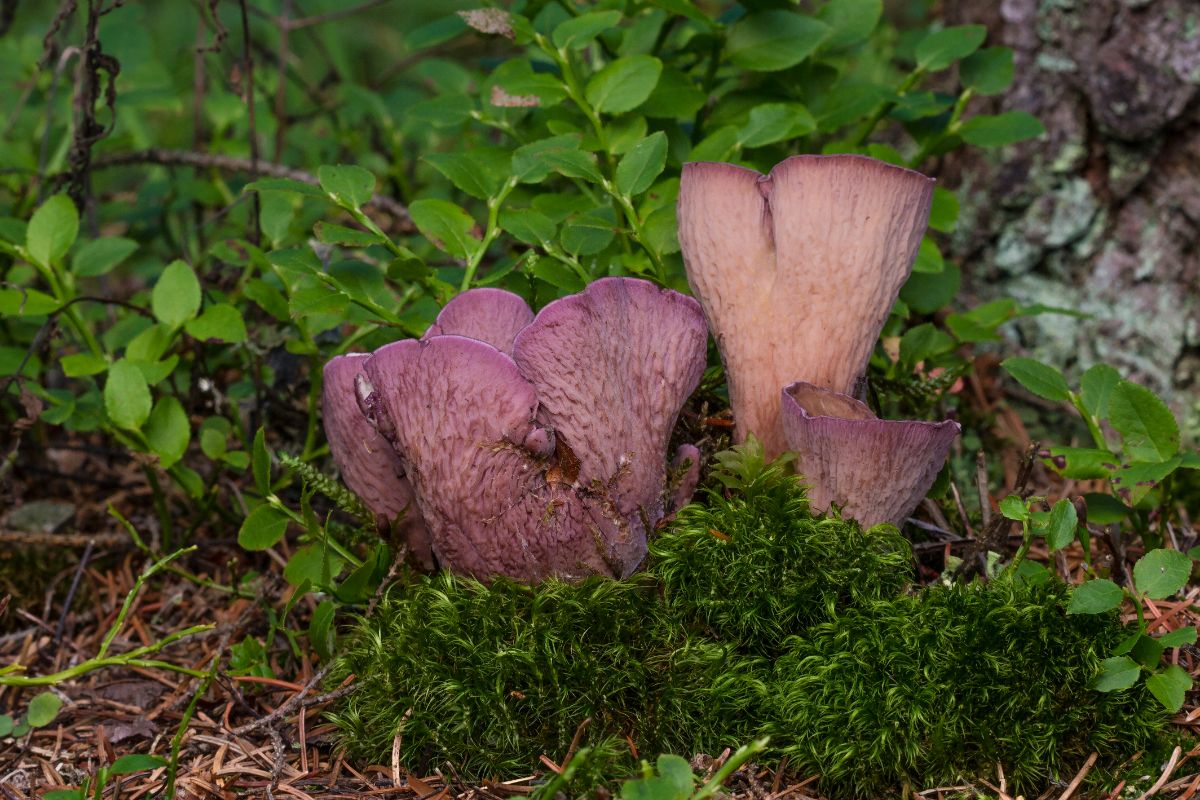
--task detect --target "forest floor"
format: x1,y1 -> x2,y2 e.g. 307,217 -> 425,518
4,358 -> 1200,800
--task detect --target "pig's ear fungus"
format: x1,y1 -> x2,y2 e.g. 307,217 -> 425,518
423,287 -> 535,355
363,335 -> 619,582
512,277 -> 709,524
781,381 -> 959,529
321,354 -> 434,567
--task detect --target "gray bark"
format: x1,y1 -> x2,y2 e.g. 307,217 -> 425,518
938,0 -> 1200,423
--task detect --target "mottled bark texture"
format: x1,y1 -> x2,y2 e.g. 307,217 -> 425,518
940,0 -> 1200,421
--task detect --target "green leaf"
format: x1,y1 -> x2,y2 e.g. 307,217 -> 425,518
501,209 -> 557,245
199,416 -> 230,459
410,198 -> 480,259
818,0 -> 882,51
61,353 -> 109,377
1043,447 -> 1117,480
144,397 -> 190,469
726,11 -> 829,72
1145,664 -> 1191,712
898,323 -> 954,368
945,298 -> 1017,342
915,24 -> 987,71
1112,458 -> 1182,506
284,544 -> 346,587
0,714 -> 11,736
185,304 -> 247,343
26,691 -> 62,727
1080,363 -> 1121,420
527,255 -> 585,293
1109,380 -> 1179,462
1134,548 -> 1192,600
0,287 -> 59,317
317,165 -> 376,210
927,187 -> 959,233
424,150 -> 508,200
314,221 -> 381,248
488,58 -> 567,106
259,190 -> 295,247
238,505 -> 291,551
243,279 -> 289,323
738,103 -> 816,148
1158,627 -> 1197,648
998,494 -> 1028,521
108,754 -> 169,775
309,598 -> 337,662
1000,357 -> 1071,402
552,10 -> 622,49
252,427 -> 271,495
585,55 -> 662,114
900,262 -> 960,314
641,66 -> 706,119
1043,498 -> 1077,551
1067,579 -> 1124,615
41,791 -> 83,800
959,111 -> 1045,147
244,177 -> 327,198
960,47 -> 1014,95
615,132 -> 668,197
1084,492 -> 1131,524
561,210 -> 617,256
104,359 -> 152,431
1130,633 -> 1166,669
912,237 -> 943,273
656,754 -> 695,796
72,236 -> 138,277
1092,655 -> 1140,692
26,194 -> 78,266
152,260 -> 202,328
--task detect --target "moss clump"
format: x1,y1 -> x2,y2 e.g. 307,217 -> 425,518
327,572 -> 765,777
770,579 -> 1167,797
651,461 -> 911,653
329,447 -> 1167,794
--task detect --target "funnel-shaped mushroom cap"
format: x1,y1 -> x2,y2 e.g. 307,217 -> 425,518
363,335 -> 632,581
678,155 -> 934,458
781,381 -> 959,528
422,287 -> 534,355
322,355 -> 433,566
513,277 -> 708,527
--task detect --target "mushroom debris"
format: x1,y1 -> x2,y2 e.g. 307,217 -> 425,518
678,154 -> 958,527
322,277 -> 707,583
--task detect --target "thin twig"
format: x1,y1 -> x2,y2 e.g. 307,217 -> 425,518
237,0 -> 261,244
1057,752 -> 1098,800
73,148 -> 409,220
1135,745 -> 1182,800
287,0 -> 392,30
52,537 -> 94,646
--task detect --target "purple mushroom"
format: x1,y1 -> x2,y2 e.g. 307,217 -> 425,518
678,154 -> 934,459
322,355 -> 434,568
780,381 -> 960,528
324,277 -> 707,582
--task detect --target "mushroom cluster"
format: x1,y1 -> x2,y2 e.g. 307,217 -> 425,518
678,154 -> 960,528
322,278 -> 707,582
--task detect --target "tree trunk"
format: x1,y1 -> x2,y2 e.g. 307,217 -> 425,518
938,0 -> 1200,416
